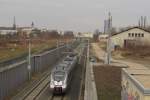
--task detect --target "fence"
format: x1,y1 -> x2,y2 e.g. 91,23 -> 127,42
0,41 -> 79,100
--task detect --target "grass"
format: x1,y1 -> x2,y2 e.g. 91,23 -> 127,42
0,39 -> 58,62
0,47 -> 27,61
0,38 -> 74,62
93,65 -> 121,100
112,44 -> 150,63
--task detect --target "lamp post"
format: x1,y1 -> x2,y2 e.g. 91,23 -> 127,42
57,39 -> 59,58
105,12 -> 112,64
27,33 -> 31,80
27,22 -> 35,80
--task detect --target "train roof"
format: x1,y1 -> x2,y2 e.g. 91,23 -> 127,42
51,53 -> 77,76
52,63 -> 70,72
52,70 -> 66,81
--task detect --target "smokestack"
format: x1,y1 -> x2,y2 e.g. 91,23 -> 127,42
104,20 -> 106,34
104,20 -> 108,34
13,16 -> 16,30
110,15 -> 112,30
104,20 -> 107,34
141,16 -> 143,28
138,19 -> 141,28
144,16 -> 147,28
31,21 -> 34,28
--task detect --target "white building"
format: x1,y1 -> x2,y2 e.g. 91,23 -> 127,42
0,27 -> 17,35
111,27 -> 150,48
19,27 -> 33,35
76,32 -> 93,38
99,34 -> 108,40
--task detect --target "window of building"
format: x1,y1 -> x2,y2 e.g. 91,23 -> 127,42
141,34 -> 144,37
138,33 -> 141,37
128,33 -> 131,37
132,33 -> 134,37
135,33 -> 137,37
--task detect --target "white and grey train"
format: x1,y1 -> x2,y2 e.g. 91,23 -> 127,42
50,53 -> 78,94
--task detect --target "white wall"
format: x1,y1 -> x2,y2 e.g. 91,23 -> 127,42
0,30 -> 17,35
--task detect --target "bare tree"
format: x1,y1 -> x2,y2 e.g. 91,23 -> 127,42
93,29 -> 100,41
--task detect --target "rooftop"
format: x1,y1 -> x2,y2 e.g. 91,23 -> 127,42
112,26 -> 150,36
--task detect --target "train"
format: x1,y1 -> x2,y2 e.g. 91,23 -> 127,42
50,53 -> 78,94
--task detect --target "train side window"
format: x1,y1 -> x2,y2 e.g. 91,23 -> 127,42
141,34 -> 144,37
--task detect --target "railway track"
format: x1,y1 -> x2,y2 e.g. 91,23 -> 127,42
11,42 -> 84,100
11,69 -> 51,100
49,94 -> 65,100
23,75 -> 50,100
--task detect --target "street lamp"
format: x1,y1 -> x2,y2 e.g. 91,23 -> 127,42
57,39 -> 60,58
105,12 -> 112,65
27,33 -> 31,80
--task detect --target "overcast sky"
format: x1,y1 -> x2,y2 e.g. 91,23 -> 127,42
0,0 -> 149,32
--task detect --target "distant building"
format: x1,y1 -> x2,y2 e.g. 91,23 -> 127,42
40,28 -> 48,32
111,27 -> 150,48
18,22 -> 36,36
0,27 -> 17,35
0,16 -> 17,35
76,32 -> 93,38
18,27 -> 33,35
99,34 -> 109,41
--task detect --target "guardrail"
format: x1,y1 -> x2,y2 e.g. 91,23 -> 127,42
0,40 -> 80,100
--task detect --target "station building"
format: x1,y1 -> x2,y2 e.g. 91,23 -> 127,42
111,27 -> 150,48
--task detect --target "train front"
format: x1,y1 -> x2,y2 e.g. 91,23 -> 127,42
50,71 -> 67,94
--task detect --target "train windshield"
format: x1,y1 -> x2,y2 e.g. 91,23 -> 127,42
69,54 -> 76,57
53,71 -> 65,81
64,57 -> 73,61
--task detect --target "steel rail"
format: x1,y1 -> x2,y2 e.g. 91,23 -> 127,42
22,73 -> 50,100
